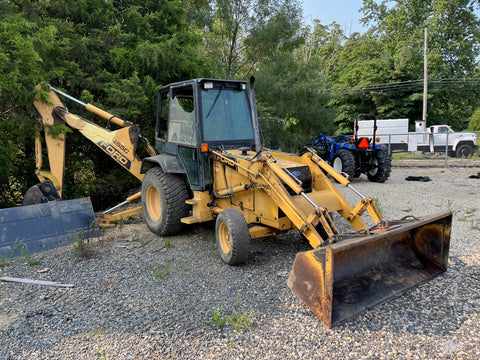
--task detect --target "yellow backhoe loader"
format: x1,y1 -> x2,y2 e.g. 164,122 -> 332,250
2,78 -> 451,328
140,77 -> 451,328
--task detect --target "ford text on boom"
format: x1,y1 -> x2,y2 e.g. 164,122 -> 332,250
98,141 -> 132,170
113,139 -> 130,154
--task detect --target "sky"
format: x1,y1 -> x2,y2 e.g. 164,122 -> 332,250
301,0 -> 368,34
301,1 -> 480,35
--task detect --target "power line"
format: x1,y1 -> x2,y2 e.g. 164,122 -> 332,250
317,78 -> 480,94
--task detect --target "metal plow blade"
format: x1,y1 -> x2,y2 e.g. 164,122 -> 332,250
288,211 -> 452,328
0,198 -> 98,258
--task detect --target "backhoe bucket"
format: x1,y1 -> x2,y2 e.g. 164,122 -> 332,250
0,198 -> 98,257
288,211 -> 452,328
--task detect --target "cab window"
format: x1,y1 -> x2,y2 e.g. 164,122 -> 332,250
167,87 -> 196,146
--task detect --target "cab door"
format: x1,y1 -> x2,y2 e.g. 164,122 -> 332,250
159,84 -> 207,190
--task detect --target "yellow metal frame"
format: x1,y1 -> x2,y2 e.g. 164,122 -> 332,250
182,147 -> 383,249
33,84 -> 156,225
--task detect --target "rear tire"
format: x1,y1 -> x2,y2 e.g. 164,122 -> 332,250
332,149 -> 356,180
215,209 -> 250,265
455,144 -> 474,158
367,150 -> 392,183
141,167 -> 189,236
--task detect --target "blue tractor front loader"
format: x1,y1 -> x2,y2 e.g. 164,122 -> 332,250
311,114 -> 392,183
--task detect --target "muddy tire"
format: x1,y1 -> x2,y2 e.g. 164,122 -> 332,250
455,144 -> 474,158
215,209 -> 250,265
367,150 -> 392,183
332,149 -> 356,180
141,167 -> 189,236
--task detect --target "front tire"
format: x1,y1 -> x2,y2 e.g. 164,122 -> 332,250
141,167 -> 189,236
455,144 -> 474,158
332,149 -> 356,180
215,209 -> 250,265
367,150 -> 392,183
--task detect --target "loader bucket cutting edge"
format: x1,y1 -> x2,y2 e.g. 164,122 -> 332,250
0,198 -> 98,258
287,211 -> 452,328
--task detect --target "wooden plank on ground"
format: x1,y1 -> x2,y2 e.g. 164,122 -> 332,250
0,276 -> 74,288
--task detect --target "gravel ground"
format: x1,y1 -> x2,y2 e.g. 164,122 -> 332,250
1,161 -> 480,359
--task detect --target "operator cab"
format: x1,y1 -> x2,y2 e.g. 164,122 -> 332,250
153,78 -> 259,191
155,78 -> 256,150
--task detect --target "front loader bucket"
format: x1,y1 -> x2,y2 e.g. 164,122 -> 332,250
288,211 -> 452,328
0,198 -> 98,258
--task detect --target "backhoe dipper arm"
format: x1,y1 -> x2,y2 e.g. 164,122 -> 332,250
33,84 -> 156,225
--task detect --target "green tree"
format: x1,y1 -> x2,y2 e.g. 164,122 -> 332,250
468,108 -> 480,131
205,0 -> 303,78
255,40 -> 334,151
0,0 -> 212,208
319,0 -> 480,132
357,0 -> 480,129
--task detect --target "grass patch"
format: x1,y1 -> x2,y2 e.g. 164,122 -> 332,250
20,243 -> 41,266
206,303 -> 253,332
392,152 -> 430,160
373,197 -> 383,216
70,222 -> 97,258
465,207 -> 477,215
0,239 -> 40,267
154,259 -> 173,279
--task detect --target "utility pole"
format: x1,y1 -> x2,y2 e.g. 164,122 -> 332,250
422,28 -> 428,123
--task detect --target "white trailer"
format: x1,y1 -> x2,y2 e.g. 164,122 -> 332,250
357,119 -> 477,157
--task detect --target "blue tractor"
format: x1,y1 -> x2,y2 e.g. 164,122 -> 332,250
311,114 -> 392,183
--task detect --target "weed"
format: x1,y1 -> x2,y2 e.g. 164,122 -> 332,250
71,232 -> 95,258
118,218 -> 125,230
206,303 -> 253,332
154,261 -> 172,279
91,325 -> 106,336
208,304 -> 228,331
96,347 -> 108,360
0,239 -> 24,268
181,262 -> 188,276
401,208 -> 413,213
164,238 -> 172,248
0,257 -> 9,268
444,199 -> 454,211
131,232 -> 147,247
465,207 -> 477,215
373,197 -> 383,216
20,243 -> 41,266
70,222 -> 97,258
392,153 -> 430,160
92,326 -> 108,359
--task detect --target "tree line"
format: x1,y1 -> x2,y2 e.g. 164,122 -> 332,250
1,0 -> 479,208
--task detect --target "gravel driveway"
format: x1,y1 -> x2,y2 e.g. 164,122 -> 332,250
1,162 -> 480,359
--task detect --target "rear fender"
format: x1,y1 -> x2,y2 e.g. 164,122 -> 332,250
141,153 -> 186,175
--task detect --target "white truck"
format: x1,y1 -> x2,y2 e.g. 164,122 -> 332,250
357,119 -> 477,157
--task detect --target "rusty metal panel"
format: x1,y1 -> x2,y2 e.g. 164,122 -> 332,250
0,198 -> 98,258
